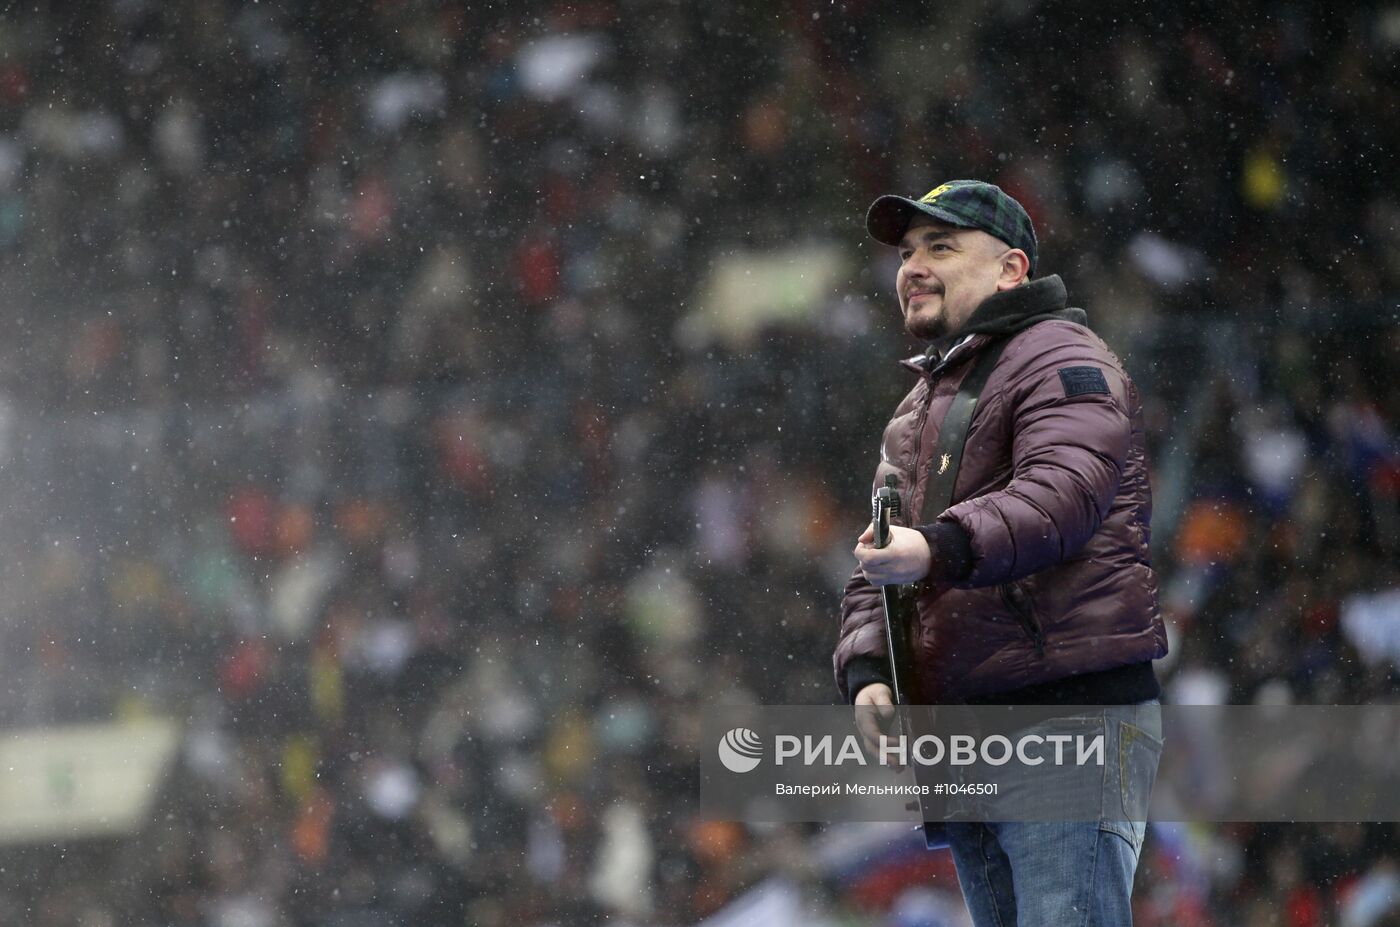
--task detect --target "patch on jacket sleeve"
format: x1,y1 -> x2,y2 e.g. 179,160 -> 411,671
1058,366 -> 1110,397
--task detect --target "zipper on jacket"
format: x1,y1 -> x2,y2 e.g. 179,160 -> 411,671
999,582 -> 1046,657
907,377 -> 935,518
909,337 -> 977,519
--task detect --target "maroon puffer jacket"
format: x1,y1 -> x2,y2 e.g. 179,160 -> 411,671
833,275 -> 1168,703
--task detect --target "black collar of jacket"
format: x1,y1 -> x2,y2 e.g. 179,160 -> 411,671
904,274 -> 1088,373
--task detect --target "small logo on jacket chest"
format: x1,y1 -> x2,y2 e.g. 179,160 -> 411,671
937,453 -> 951,475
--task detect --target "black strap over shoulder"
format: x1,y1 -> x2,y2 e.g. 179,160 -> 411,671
917,338 -> 1009,525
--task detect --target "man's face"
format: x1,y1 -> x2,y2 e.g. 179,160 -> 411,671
895,217 -> 1018,341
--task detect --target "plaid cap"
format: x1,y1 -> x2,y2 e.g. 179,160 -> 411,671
866,179 -> 1038,276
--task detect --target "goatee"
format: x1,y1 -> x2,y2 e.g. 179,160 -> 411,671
906,315 -> 948,341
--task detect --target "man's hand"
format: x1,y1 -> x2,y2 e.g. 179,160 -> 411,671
854,523 -> 932,585
854,682 -> 897,764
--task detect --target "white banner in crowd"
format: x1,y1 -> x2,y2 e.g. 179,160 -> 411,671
0,720 -> 178,845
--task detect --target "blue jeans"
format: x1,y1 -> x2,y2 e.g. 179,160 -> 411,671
944,700 -> 1162,927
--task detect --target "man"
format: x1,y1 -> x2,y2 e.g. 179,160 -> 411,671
833,179 -> 1169,925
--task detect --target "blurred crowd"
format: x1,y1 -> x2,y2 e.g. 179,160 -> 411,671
0,1 -> 1397,925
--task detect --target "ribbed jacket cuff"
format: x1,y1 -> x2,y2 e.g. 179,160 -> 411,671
843,655 -> 893,705
916,520 -> 975,583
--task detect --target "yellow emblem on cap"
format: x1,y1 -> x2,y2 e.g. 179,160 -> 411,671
921,183 -> 954,203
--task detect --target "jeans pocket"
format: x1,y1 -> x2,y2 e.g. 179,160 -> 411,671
1110,719 -> 1164,854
